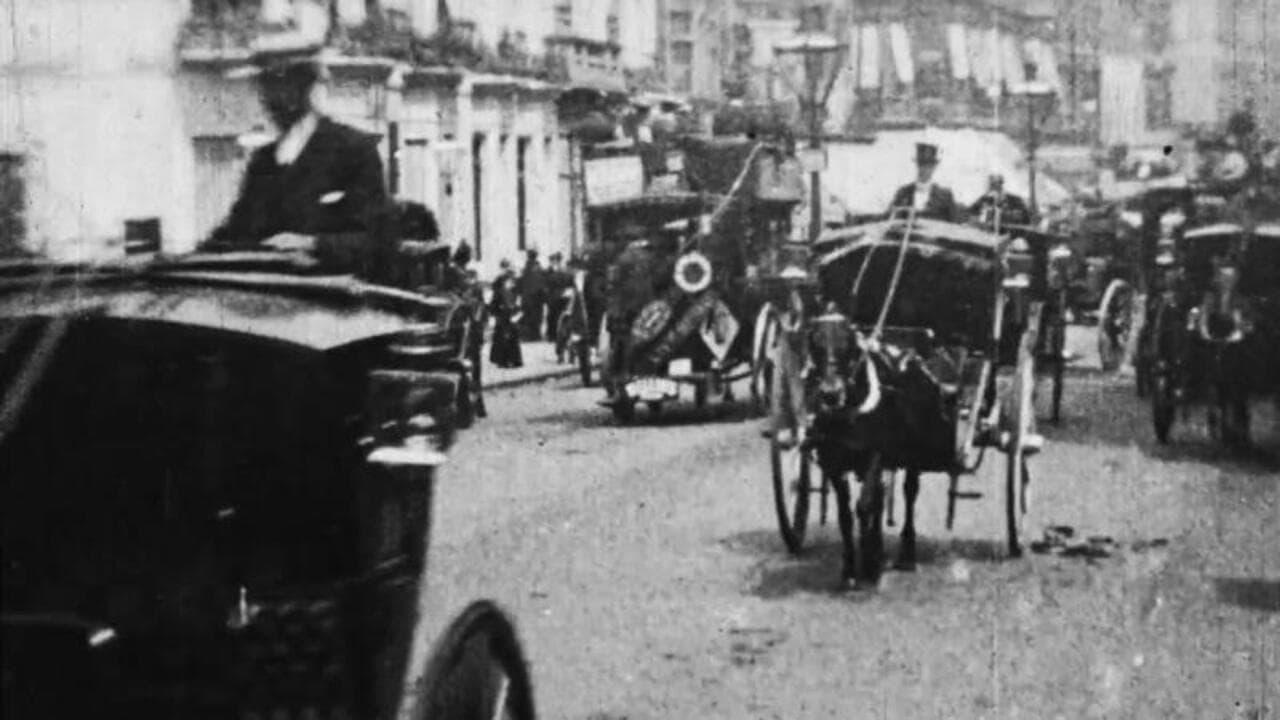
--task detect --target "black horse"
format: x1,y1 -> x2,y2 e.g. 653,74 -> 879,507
803,310 -> 965,588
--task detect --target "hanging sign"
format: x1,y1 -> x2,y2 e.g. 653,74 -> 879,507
584,155 -> 645,206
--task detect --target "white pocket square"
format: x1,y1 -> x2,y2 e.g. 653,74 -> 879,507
320,191 -> 345,204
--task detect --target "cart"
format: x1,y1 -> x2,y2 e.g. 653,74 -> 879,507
0,253 -> 535,719
1144,221 -> 1280,447
598,137 -> 805,422
765,212 -> 1044,585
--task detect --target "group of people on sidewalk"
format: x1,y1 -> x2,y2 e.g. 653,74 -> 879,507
486,249 -> 579,369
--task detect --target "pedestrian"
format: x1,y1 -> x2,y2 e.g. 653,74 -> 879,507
544,252 -> 571,352
969,173 -> 1033,228
518,249 -> 546,341
886,143 -> 961,223
205,37 -> 393,281
489,260 -> 524,369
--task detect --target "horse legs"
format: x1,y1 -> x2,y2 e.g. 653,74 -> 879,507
855,456 -> 885,588
894,468 -> 921,571
830,472 -> 857,586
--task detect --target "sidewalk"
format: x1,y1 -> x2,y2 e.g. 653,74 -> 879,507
484,341 -> 585,390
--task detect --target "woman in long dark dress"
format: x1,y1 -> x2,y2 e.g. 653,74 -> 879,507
489,266 -> 524,368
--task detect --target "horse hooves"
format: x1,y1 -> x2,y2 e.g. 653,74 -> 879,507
852,577 -> 880,592
893,558 -> 918,572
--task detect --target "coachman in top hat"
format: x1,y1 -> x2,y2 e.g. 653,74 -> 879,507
886,143 -> 961,223
205,37 -> 393,279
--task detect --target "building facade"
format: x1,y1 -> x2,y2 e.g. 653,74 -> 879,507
3,0 -> 662,278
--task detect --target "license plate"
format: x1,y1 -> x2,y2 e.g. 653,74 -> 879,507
627,378 -> 679,401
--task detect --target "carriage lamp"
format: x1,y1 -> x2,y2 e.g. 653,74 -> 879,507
774,5 -> 846,245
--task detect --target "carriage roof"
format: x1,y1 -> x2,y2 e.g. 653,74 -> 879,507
0,254 -> 447,351
1182,222 -> 1280,240
815,219 -> 1005,267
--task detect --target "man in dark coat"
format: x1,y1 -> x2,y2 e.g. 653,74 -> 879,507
969,173 -> 1033,228
205,42 -> 392,280
886,143 -> 961,223
517,250 -> 546,341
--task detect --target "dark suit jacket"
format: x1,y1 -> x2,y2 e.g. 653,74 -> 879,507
209,116 -> 392,278
887,183 -> 961,223
969,192 -> 1033,227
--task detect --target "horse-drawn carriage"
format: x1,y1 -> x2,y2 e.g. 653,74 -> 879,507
597,136 -> 806,422
763,212 -> 1045,587
0,253 -> 535,719
1143,219 -> 1280,448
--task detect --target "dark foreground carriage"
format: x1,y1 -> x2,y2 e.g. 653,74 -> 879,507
0,255 -> 534,719
1143,221 -> 1280,448
764,216 -> 1044,586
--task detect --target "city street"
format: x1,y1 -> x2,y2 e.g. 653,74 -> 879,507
413,352 -> 1278,719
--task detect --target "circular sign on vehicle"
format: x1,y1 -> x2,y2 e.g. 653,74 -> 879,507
674,252 -> 713,294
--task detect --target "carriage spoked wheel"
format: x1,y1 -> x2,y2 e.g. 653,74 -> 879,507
1096,279 -> 1133,373
1048,289 -> 1068,425
770,419 -> 814,555
416,600 -> 537,720
1148,305 -> 1177,444
1002,313 -> 1040,559
750,303 -> 781,417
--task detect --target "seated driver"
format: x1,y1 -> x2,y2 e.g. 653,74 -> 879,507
205,39 -> 392,279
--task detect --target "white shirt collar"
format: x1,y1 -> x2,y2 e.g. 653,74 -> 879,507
913,181 -> 933,209
274,112 -> 319,166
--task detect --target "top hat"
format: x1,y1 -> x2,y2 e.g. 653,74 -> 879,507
915,143 -> 940,165
227,33 -> 330,81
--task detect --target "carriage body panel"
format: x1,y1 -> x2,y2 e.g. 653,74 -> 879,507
0,258 -> 524,719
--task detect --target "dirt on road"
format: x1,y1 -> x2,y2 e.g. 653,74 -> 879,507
413,372 -> 1278,720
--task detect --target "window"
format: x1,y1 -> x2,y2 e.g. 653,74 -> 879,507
516,137 -> 530,251
0,153 -> 25,254
672,67 -> 693,93
669,10 -> 692,36
472,133 -> 485,260
607,14 -> 620,45
555,2 -> 572,33
671,40 -> 693,67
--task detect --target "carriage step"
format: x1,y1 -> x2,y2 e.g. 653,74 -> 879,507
949,491 -> 983,500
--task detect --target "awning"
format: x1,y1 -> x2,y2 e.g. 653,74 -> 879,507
968,26 -> 994,87
947,24 -> 970,81
889,23 -> 914,85
1001,34 -> 1024,86
858,24 -> 881,89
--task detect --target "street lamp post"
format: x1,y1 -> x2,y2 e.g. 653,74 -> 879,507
774,7 -> 845,244
1008,75 -> 1057,218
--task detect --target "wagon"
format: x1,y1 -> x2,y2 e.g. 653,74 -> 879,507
1144,220 -> 1280,447
0,253 -> 535,719
598,136 -> 806,422
764,212 -> 1044,584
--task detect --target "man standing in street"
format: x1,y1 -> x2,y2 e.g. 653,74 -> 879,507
518,250 -> 546,342
544,252 -> 572,358
969,173 -> 1033,228
205,40 -> 393,280
886,143 -> 961,223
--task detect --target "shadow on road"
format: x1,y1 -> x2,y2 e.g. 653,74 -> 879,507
1212,577 -> 1280,613
721,529 -> 1007,600
525,398 -> 765,431
1041,379 -> 1280,472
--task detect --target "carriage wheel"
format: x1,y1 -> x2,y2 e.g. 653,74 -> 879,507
1096,279 -> 1132,372
1152,372 -> 1176,444
1004,320 -> 1038,558
415,600 -> 536,720
750,303 -> 781,416
770,426 -> 813,555
1049,292 -> 1067,425
577,340 -> 593,387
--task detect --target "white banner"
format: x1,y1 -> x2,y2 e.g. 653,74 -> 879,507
889,22 -> 914,85
946,24 -> 970,80
584,155 -> 645,207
